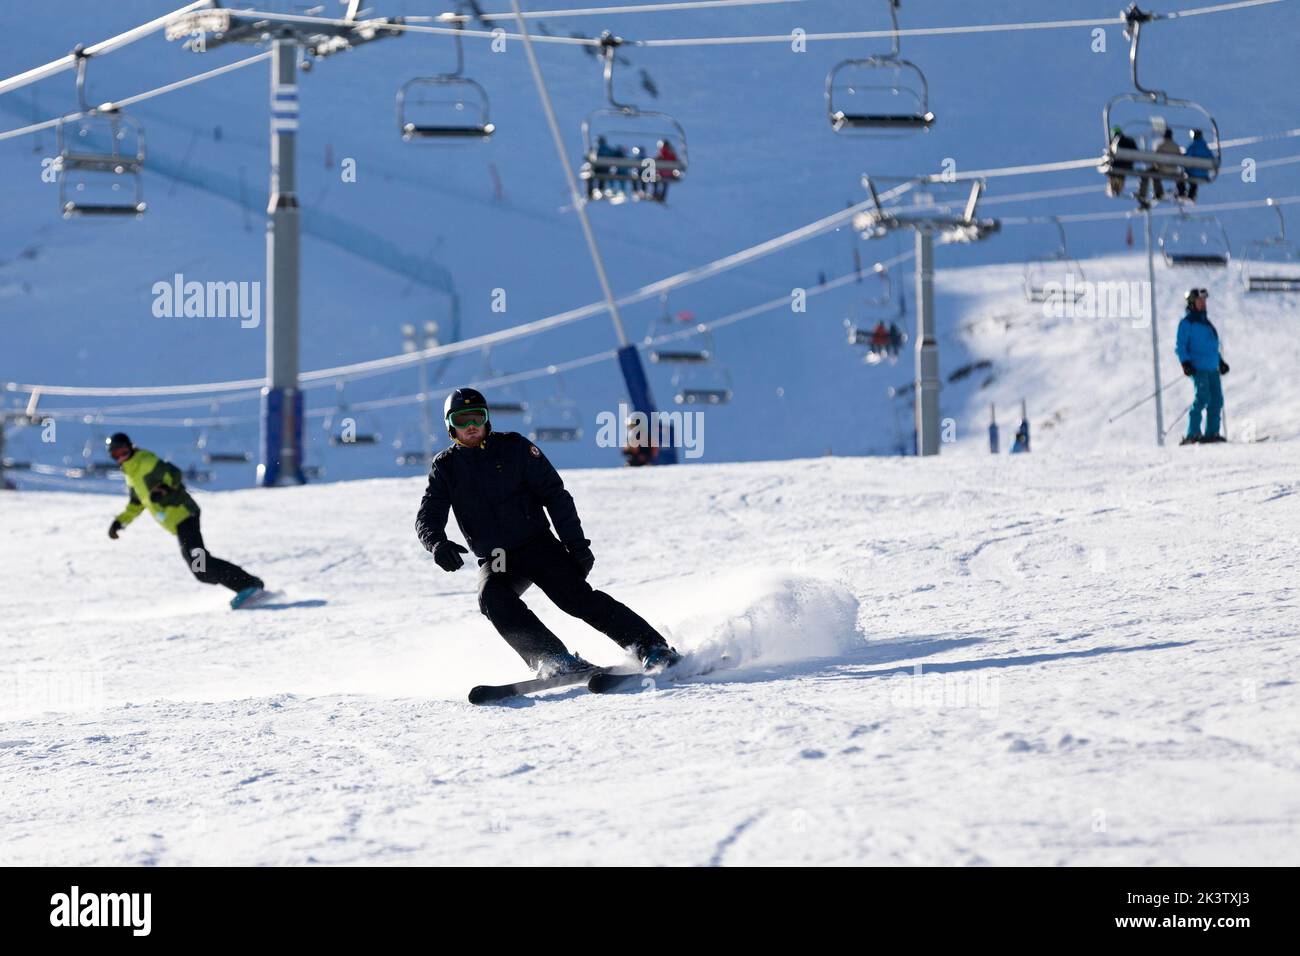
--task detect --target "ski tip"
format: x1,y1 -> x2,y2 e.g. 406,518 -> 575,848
468,685 -> 503,705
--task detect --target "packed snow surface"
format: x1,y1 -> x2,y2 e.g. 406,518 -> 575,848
2,440 -> 1297,865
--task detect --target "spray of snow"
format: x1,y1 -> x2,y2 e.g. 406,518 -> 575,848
656,570 -> 865,672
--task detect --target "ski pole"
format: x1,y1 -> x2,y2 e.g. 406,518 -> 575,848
1163,402 -> 1193,439
1107,377 -> 1181,425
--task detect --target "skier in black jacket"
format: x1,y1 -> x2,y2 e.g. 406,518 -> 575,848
416,387 -> 678,677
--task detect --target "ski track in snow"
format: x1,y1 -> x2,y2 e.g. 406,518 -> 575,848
1,445 -> 1298,865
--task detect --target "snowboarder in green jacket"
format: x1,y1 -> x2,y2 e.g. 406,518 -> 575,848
105,432 -> 265,607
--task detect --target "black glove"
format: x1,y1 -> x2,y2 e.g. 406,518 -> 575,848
566,540 -> 595,580
1219,359 -> 1230,375
432,540 -> 468,572
108,519 -> 123,540
1181,360 -> 1195,377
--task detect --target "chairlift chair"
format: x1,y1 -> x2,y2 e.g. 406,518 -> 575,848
525,395 -> 582,443
56,48 -> 147,218
80,430 -> 117,477
1159,209 -> 1230,268
196,418 -> 252,465
1240,199 -> 1300,292
845,318 -> 907,366
673,364 -> 733,405
1100,7 -> 1220,197
645,297 -> 710,364
859,261 -> 894,309
323,384 -> 381,446
476,351 -> 530,416
579,33 -> 688,205
827,1 -> 934,134
642,299 -> 731,401
397,17 -> 494,142
1023,218 -> 1086,302
392,425 -> 436,467
846,265 -> 907,359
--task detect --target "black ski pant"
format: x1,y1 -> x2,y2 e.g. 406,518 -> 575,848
476,534 -> 667,670
176,515 -> 261,594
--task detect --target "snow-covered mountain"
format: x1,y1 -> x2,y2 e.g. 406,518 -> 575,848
3,0 -> 1299,486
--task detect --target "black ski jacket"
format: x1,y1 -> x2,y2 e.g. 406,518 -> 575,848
415,431 -> 586,559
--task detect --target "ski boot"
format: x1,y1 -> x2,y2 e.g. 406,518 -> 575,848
534,650 -> 596,680
1179,435 -> 1201,446
638,643 -> 682,672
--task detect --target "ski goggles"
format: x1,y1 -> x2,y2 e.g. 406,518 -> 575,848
1185,288 -> 1209,301
108,445 -> 133,462
447,407 -> 489,429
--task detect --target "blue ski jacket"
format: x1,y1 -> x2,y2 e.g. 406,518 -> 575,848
1175,309 -> 1221,372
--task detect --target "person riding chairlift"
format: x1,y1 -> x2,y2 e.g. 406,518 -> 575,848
591,135 -> 616,198
652,138 -> 680,202
1107,125 -> 1138,198
1182,129 -> 1213,202
887,321 -> 904,358
870,321 -> 890,355
1140,127 -> 1183,204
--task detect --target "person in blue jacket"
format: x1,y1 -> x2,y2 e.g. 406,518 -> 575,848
1175,288 -> 1229,445
1181,129 -> 1214,202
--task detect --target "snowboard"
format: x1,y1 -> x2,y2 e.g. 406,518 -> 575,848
230,587 -> 278,610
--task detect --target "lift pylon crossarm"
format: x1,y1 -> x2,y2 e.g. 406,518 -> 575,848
165,8 -> 403,57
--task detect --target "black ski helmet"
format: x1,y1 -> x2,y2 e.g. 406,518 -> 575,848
106,432 -> 133,454
444,387 -> 491,439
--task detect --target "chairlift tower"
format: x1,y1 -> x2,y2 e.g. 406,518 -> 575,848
165,6 -> 402,486
854,177 -> 999,455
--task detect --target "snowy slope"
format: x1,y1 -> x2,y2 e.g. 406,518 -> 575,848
1,443 -> 1298,865
3,0 -> 1300,483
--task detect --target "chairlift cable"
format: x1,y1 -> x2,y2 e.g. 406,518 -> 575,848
635,0 -> 1285,47
429,0 -> 805,24
0,0 -> 1283,104
0,0 -> 211,98
13,170 -> 1300,397
0,51 -> 272,144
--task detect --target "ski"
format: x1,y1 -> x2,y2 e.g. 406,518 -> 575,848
468,666 -> 616,705
587,656 -> 728,695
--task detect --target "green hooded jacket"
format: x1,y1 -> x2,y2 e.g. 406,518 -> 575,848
114,448 -> 199,535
